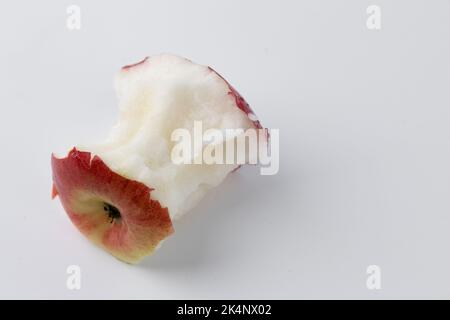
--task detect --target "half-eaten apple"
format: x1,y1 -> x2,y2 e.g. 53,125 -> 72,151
51,54 -> 264,263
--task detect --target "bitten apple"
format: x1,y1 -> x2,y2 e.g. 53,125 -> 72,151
51,54 -> 263,263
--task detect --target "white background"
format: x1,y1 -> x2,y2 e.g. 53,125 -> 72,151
1,0 -> 450,299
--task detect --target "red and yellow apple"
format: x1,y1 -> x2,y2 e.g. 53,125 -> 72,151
51,54 -> 263,263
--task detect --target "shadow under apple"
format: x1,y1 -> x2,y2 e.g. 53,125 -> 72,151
137,166 -> 285,272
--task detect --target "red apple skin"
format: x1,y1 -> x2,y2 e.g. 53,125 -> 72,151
51,148 -> 174,264
207,66 -> 268,175
122,56 -> 149,71
207,67 -> 263,129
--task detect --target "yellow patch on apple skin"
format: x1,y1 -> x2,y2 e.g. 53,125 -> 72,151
65,190 -> 167,264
